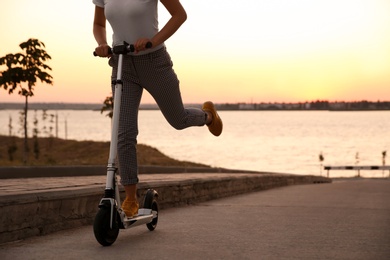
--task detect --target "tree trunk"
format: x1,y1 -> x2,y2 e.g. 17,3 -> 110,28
23,95 -> 29,165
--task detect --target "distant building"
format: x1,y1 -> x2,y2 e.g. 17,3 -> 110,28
238,103 -> 255,110
329,102 -> 347,110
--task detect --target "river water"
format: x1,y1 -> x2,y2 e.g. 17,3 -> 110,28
1,109 -> 389,178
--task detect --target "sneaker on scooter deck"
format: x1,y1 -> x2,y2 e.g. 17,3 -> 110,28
121,198 -> 139,218
203,101 -> 223,136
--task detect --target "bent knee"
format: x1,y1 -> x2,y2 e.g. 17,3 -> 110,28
171,122 -> 186,130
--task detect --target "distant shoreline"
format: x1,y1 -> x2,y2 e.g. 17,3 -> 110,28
1,101 -> 389,111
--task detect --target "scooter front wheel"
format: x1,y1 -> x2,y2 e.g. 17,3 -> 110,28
93,207 -> 120,246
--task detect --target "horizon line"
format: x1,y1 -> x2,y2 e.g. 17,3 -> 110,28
1,99 -> 390,105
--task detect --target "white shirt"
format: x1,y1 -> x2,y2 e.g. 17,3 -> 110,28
93,0 -> 164,54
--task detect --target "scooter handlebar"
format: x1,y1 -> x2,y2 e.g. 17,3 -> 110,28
93,41 -> 153,56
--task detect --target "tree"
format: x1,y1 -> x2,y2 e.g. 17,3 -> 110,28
0,38 -> 53,164
101,95 -> 114,119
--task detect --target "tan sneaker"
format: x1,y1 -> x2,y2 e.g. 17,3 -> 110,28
202,101 -> 223,136
121,198 -> 139,218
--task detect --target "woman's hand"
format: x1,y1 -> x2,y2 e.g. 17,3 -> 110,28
94,44 -> 111,57
134,38 -> 153,54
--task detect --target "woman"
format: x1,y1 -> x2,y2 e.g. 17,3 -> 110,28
92,0 -> 223,217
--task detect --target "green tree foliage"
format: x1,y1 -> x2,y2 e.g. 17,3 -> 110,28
101,95 -> 113,119
0,38 -> 53,164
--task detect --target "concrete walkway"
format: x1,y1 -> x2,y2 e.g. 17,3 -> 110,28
0,172 -> 329,244
1,179 -> 389,260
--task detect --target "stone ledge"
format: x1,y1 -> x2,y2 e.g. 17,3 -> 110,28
0,165 -> 260,179
0,174 -> 331,244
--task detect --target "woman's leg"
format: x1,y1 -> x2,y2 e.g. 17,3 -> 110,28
110,56 -> 143,217
136,48 -> 208,129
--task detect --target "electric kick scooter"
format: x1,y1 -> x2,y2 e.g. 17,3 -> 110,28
93,41 -> 158,246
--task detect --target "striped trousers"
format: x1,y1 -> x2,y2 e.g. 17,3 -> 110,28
109,47 -> 207,185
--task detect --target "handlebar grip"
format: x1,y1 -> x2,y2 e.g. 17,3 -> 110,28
93,48 -> 113,57
145,41 -> 153,49
93,42 -> 152,56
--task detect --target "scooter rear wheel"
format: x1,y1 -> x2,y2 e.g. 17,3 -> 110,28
93,207 -> 119,246
146,198 -> 158,231
144,190 -> 159,231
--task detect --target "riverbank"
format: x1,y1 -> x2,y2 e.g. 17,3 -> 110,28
0,135 -> 209,168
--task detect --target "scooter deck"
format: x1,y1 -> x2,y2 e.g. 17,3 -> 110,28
122,209 -> 158,228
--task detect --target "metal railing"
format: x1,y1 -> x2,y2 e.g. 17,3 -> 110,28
324,166 -> 390,178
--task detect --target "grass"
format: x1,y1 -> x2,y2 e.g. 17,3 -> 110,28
0,135 -> 209,168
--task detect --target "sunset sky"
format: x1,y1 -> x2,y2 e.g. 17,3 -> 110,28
1,0 -> 390,104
